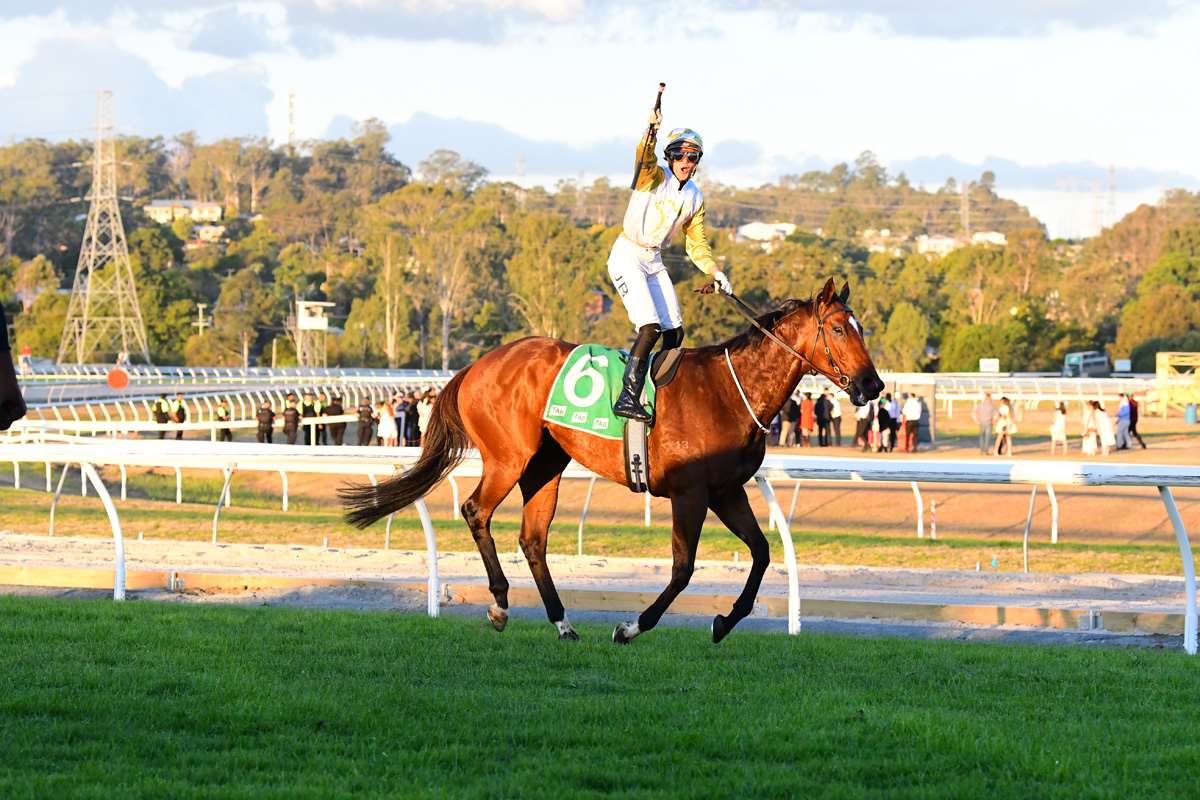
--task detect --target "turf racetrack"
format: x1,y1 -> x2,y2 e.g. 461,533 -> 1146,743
2,596 -> 1198,798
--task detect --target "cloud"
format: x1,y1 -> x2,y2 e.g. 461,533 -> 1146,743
188,7 -> 277,58
0,39 -> 272,141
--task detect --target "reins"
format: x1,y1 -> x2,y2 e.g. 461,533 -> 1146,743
711,288 -> 852,390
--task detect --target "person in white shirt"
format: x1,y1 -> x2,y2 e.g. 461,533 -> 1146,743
828,391 -> 843,446
1049,402 -> 1068,455
901,393 -> 923,452
608,108 -> 730,422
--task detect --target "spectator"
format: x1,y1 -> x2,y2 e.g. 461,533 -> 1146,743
1128,394 -> 1147,449
875,401 -> 894,452
799,392 -> 815,447
314,391 -> 329,445
973,393 -> 996,455
1049,402 -> 1068,455
153,393 -> 170,440
1080,401 -> 1097,456
300,392 -> 318,445
828,391 -> 843,446
779,394 -> 798,447
991,397 -> 1015,457
1095,400 -> 1116,456
1115,394 -> 1132,450
417,390 -> 437,446
885,393 -> 900,426
170,392 -> 187,440
17,345 -> 32,377
215,399 -> 233,443
901,393 -> 923,453
282,396 -> 301,445
256,400 -> 275,444
403,393 -> 421,447
377,401 -> 399,446
356,396 -> 376,446
326,393 -> 346,446
855,399 -> 873,451
815,391 -> 832,447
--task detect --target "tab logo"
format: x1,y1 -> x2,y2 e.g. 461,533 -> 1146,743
571,411 -> 588,423
593,418 -> 609,430
549,404 -> 566,417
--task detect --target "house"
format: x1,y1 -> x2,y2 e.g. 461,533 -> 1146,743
970,231 -> 1007,247
736,221 -> 796,251
143,199 -> 224,225
193,225 -> 226,244
915,234 -> 961,256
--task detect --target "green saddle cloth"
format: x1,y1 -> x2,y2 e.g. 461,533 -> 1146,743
542,344 -> 658,440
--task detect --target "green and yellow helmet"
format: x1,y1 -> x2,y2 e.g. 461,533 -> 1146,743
664,128 -> 703,160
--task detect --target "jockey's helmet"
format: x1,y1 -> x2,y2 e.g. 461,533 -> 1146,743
664,128 -> 704,161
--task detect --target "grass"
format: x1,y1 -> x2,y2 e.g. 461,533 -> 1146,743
1,595 -> 1198,798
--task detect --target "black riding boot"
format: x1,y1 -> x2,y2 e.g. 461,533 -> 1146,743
613,324 -> 661,422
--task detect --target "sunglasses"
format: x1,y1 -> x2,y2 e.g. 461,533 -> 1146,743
671,151 -> 701,163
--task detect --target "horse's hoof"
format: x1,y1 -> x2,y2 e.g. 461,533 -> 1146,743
555,619 -> 580,641
487,605 -> 508,632
612,621 -> 640,645
712,614 -> 732,644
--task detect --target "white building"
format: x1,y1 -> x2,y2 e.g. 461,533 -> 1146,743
144,199 -> 224,225
915,234 -> 961,256
736,221 -> 797,251
970,231 -> 1007,246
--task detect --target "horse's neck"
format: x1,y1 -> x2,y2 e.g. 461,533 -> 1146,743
727,309 -> 814,428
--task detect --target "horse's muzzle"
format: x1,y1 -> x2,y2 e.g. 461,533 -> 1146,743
846,372 -> 885,406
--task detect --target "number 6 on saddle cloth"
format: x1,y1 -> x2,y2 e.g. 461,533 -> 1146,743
541,344 -> 683,493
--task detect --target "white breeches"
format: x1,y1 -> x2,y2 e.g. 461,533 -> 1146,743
607,236 -> 683,331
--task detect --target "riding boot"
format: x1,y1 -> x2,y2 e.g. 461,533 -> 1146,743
613,354 -> 652,422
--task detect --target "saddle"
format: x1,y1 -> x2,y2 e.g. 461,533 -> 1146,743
542,345 -> 684,494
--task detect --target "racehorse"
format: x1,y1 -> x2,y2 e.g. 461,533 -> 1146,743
0,306 -> 27,431
341,279 -> 883,643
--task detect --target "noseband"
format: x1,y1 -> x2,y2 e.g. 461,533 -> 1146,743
720,292 -> 852,389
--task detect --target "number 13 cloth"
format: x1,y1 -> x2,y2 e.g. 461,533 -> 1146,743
543,344 -> 658,440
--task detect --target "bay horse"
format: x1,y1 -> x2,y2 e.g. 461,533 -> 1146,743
0,306 -> 27,431
342,278 -> 883,643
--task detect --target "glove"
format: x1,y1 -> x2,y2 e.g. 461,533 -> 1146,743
712,270 -> 732,295
647,108 -> 662,129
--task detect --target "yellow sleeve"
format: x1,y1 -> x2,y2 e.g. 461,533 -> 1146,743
683,202 -> 718,275
634,131 -> 663,192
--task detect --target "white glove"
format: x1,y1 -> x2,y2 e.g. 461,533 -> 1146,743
647,108 -> 662,129
712,270 -> 732,295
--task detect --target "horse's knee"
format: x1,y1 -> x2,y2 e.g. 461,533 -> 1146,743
462,498 -> 488,531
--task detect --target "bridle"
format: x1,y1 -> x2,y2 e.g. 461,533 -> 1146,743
717,289 -> 853,389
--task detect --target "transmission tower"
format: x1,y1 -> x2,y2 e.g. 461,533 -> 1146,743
57,91 -> 151,365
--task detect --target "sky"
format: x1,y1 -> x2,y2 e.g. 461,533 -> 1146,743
1,0 -> 1198,238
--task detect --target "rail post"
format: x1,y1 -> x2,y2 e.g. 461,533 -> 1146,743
80,463 -> 125,601
1159,486 -> 1197,655
414,497 -> 440,618
911,482 -> 923,538
1022,485 -> 1038,574
577,475 -> 597,556
754,475 -> 800,635
1046,484 -> 1058,544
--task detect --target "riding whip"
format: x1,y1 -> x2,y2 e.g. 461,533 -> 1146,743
630,82 -> 665,190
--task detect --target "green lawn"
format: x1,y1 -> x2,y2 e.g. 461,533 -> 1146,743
1,596 -> 1197,798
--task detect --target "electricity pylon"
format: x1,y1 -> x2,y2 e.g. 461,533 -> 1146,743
57,90 -> 151,365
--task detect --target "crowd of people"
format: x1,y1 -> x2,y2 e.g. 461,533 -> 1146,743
767,389 -> 928,454
157,387 -> 440,446
973,392 -> 1147,457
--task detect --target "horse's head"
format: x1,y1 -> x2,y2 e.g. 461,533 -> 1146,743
808,278 -> 884,406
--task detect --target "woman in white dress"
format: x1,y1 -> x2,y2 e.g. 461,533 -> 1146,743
1049,402 -> 1068,455
991,397 -> 1015,456
1094,400 -> 1116,456
1080,401 -> 1097,456
376,401 -> 398,447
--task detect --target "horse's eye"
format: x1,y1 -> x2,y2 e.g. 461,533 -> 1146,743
833,325 -> 844,336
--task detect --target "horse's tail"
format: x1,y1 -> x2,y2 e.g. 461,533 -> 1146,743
340,367 -> 472,528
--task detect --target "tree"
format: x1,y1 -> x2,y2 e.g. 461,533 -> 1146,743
418,149 -> 488,194
875,302 -> 928,371
13,255 -> 59,311
0,141 -> 56,258
939,323 -> 1023,372
505,212 -> 604,340
1114,283 -> 1200,358
13,290 -> 68,357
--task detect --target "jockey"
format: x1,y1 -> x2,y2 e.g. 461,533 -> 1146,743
609,109 -> 731,422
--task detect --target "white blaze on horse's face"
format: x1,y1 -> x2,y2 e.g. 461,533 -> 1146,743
847,314 -> 862,337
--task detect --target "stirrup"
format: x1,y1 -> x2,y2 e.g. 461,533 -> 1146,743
613,389 -> 651,422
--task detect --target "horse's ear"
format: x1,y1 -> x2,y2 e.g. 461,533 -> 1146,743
839,282 -> 851,304
818,278 -> 836,305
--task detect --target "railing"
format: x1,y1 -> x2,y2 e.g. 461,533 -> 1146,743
0,439 -> 1196,652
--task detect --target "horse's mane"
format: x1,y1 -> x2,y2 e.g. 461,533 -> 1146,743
693,297 -> 811,355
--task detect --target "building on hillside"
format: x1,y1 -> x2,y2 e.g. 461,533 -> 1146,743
971,231 -> 1007,247
859,228 -> 906,256
192,225 -> 226,244
736,221 -> 796,251
915,234 -> 961,256
143,199 -> 224,225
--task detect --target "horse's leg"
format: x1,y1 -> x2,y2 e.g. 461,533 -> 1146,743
612,489 -> 707,644
707,485 -> 771,644
461,464 -> 522,632
517,436 -> 574,639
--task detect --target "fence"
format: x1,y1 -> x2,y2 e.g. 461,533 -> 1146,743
0,439 -> 1196,651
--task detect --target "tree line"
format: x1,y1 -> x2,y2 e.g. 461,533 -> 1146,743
0,123 -> 1196,372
